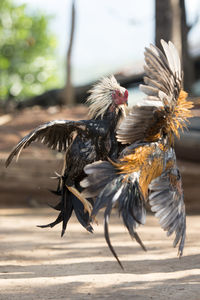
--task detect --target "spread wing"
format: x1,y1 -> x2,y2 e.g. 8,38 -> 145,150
149,151 -> 186,256
117,40 -> 192,145
116,105 -> 164,144
141,39 -> 182,105
6,120 -> 88,167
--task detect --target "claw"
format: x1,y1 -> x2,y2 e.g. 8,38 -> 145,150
66,185 -> 98,224
50,171 -> 62,180
91,214 -> 98,225
66,185 -> 93,216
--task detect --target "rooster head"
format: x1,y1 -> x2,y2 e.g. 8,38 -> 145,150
87,75 -> 128,119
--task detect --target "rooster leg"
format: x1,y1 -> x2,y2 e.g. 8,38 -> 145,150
66,185 -> 93,216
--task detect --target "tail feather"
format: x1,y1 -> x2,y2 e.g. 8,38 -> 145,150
61,187 -> 73,237
37,212 -> 64,229
38,186 -> 73,237
121,210 -> 146,252
72,196 -> 93,233
118,180 -> 146,225
116,180 -> 147,252
92,177 -> 123,216
38,184 -> 93,236
82,160 -> 146,267
104,206 -> 124,269
82,161 -> 116,198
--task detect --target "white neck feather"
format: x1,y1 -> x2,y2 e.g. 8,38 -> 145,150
86,75 -> 121,119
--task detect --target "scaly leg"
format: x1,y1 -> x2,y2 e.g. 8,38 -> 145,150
66,185 -> 93,216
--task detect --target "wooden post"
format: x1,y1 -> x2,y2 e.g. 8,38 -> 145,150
63,0 -> 76,106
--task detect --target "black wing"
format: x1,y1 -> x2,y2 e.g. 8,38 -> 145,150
149,155 -> 186,256
6,119 -> 88,167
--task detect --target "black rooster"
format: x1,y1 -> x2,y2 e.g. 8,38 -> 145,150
6,75 -> 128,236
82,40 -> 193,268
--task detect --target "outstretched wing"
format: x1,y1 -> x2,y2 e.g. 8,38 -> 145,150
116,105 -> 164,144
141,39 -> 182,106
149,151 -> 186,256
117,40 -> 192,145
6,119 -> 88,167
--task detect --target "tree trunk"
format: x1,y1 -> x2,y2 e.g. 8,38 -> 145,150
155,0 -> 182,56
155,0 -> 173,48
180,0 -> 194,93
62,0 -> 76,106
155,0 -> 194,93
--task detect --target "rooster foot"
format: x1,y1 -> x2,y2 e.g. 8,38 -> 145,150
66,185 -> 93,216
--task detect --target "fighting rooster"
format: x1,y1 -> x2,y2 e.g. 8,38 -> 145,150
82,40 -> 193,268
6,76 -> 128,236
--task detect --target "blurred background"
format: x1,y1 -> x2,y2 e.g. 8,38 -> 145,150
0,0 -> 200,211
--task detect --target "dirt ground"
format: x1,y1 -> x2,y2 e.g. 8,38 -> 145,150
0,208 -> 200,300
0,106 -> 200,299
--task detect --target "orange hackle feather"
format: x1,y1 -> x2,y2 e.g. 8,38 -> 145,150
116,145 -> 153,174
166,89 -> 193,141
139,156 -> 163,198
112,144 -> 164,198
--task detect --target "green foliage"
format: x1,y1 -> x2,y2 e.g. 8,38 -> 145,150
0,0 -> 59,102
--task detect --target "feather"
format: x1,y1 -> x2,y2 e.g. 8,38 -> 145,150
5,120 -> 87,166
116,105 -> 161,144
104,213 -> 124,269
161,39 -> 176,74
86,75 -> 125,119
149,151 -> 186,256
81,159 -> 147,265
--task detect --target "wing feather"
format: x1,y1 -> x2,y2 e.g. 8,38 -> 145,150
149,154 -> 186,256
116,105 -> 163,144
117,40 -> 191,145
143,40 -> 182,107
6,120 -> 88,167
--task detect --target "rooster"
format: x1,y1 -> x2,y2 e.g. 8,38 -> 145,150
6,75 -> 128,236
81,40 -> 193,268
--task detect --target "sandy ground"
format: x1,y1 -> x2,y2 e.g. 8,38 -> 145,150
0,208 -> 200,300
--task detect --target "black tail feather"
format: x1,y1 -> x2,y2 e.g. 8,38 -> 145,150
92,177 -> 122,216
40,183 -> 93,235
37,212 -> 63,229
121,211 -> 146,252
72,196 -> 94,233
38,185 -> 73,236
104,205 -> 124,270
60,186 -> 72,237
83,160 -> 147,266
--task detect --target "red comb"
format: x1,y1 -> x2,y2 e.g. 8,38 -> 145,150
124,90 -> 128,98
